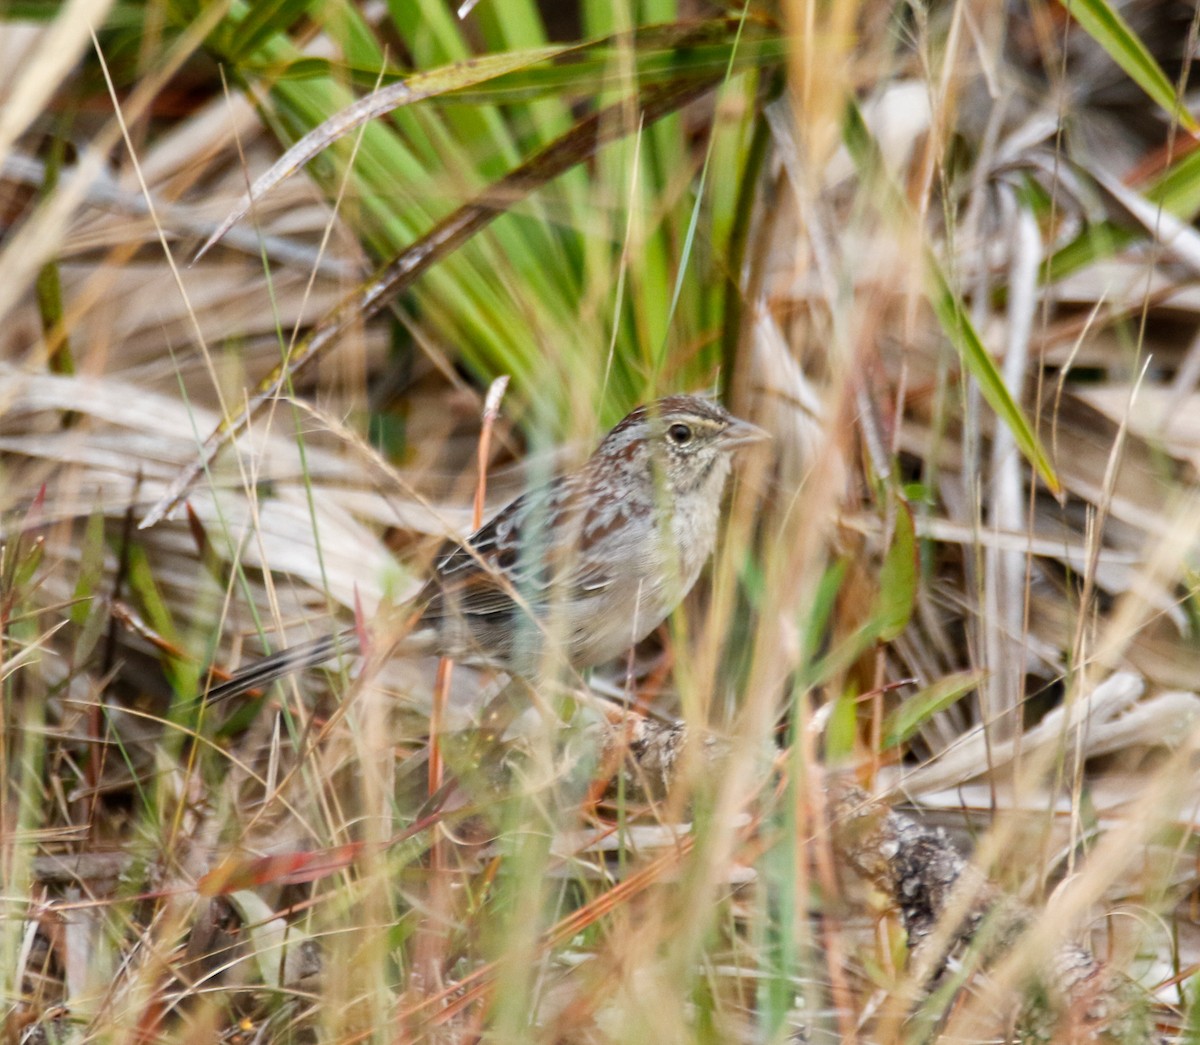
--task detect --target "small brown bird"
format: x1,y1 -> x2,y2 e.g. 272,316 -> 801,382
206,395 -> 766,703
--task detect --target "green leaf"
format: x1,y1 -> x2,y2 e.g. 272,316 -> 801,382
927,260 -> 1062,496
70,507 -> 106,629
882,671 -> 984,749
125,545 -> 175,646
825,688 -> 859,763
1059,0 -> 1197,134
875,501 -> 917,642
69,506 -> 107,666
125,544 -> 196,698
1039,220 -> 1134,285
799,557 -> 849,670
799,511 -> 918,687
11,537 -> 44,593
1145,146 -> 1200,215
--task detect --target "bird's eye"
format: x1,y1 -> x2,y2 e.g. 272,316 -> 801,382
667,422 -> 693,445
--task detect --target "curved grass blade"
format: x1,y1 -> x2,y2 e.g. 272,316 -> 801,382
245,24 -> 784,102
194,17 -> 786,261
192,47 -> 556,261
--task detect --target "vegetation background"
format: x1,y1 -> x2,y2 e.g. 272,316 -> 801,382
2,0 -> 1200,1040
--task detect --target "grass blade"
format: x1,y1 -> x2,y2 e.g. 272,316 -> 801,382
1059,0 -> 1197,133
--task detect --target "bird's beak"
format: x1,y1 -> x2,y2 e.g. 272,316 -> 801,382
722,417 -> 770,449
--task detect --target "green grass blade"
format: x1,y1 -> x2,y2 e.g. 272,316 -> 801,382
926,260 -> 1061,496
1059,0 -> 1197,133
1041,146 -> 1200,284
882,671 -> 984,749
876,501 -> 917,643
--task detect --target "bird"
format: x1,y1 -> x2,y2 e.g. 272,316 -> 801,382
205,394 -> 766,704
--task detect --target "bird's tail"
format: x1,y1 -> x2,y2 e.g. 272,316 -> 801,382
204,627 -> 361,705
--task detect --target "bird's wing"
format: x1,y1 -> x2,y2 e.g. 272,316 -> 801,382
420,476 -> 614,625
